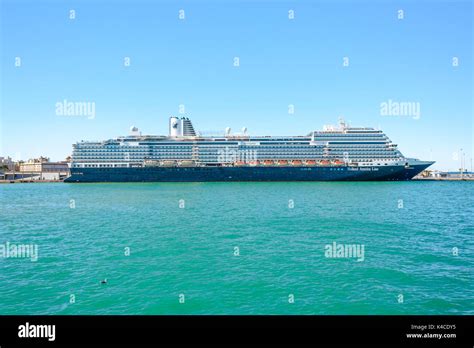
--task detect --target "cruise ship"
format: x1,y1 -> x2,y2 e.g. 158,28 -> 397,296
65,117 -> 434,182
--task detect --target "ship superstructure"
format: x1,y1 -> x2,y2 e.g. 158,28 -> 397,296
66,117 -> 434,182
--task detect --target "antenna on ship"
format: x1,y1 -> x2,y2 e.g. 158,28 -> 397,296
129,126 -> 141,136
338,117 -> 346,129
225,127 -> 231,136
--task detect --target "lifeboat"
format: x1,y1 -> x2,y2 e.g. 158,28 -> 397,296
235,161 -> 246,166
263,160 -> 274,166
277,160 -> 288,166
320,160 -> 330,166
162,160 -> 177,167
291,160 -> 302,166
143,160 -> 160,167
179,160 -> 195,167
332,159 -> 345,165
305,160 -> 316,166
248,160 -> 260,166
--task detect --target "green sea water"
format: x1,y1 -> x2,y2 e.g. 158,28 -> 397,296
0,182 -> 472,315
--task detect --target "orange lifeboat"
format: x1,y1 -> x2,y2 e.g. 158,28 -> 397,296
277,160 -> 288,166
305,160 -> 316,166
235,161 -> 246,166
248,160 -> 260,166
263,160 -> 274,166
333,159 -> 345,165
320,160 -> 330,166
292,160 -> 302,166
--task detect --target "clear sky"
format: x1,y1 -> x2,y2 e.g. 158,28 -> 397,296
1,0 -> 472,171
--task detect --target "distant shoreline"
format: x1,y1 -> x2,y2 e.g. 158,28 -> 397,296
413,177 -> 474,181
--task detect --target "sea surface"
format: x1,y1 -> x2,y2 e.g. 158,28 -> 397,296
0,182 -> 472,315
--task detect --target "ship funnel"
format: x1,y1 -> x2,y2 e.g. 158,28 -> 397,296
169,116 -> 180,137
169,116 -> 196,137
181,117 -> 197,136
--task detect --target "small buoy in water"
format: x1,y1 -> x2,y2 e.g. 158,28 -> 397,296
100,279 -> 107,284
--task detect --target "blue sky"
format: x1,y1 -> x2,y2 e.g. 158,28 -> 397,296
1,0 -> 472,170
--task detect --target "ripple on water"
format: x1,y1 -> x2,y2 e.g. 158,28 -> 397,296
0,182 -> 472,314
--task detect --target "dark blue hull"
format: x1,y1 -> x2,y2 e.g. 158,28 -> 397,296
65,164 -> 432,182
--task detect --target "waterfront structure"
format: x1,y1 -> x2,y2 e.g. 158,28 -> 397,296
416,170 -> 474,180
17,158 -> 69,180
0,156 -> 15,171
19,158 -> 68,173
65,117 -> 434,182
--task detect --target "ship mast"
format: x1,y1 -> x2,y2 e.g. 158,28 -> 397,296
338,117 -> 346,130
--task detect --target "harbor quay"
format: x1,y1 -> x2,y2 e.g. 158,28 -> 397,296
0,156 -> 69,183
